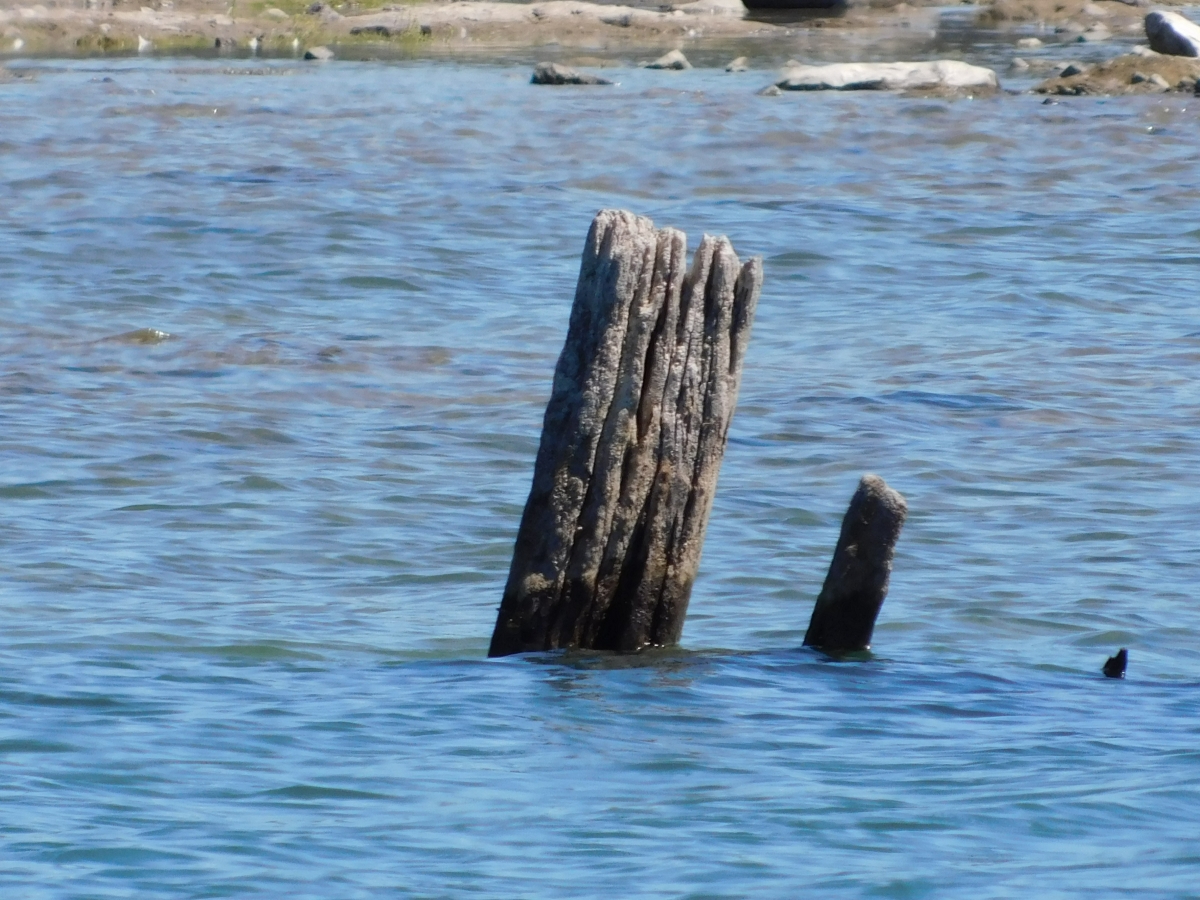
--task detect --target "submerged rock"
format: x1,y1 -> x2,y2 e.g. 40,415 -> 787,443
776,60 -> 998,92
304,45 -> 334,60
645,49 -> 692,70
531,61 -> 612,85
726,56 -> 749,72
1145,10 -> 1200,57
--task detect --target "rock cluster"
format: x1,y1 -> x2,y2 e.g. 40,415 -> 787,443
1034,52 -> 1200,95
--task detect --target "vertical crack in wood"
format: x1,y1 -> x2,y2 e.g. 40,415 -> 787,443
489,210 -> 761,657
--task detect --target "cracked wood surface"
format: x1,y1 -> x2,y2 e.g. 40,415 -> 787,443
489,209 -> 761,656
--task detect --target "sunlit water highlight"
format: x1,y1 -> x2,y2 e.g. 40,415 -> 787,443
2,58 -> 1200,897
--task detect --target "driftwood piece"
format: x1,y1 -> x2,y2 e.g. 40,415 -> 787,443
803,474 -> 907,654
488,209 -> 762,657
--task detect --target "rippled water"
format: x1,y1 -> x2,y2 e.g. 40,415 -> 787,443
3,57 -> 1200,897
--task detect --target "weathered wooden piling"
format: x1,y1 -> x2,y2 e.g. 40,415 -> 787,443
488,209 -> 762,657
803,474 -> 907,654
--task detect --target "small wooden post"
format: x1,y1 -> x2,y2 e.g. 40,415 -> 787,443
488,210 -> 762,657
803,475 -> 907,654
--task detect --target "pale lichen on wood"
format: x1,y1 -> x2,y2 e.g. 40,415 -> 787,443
488,209 -> 762,657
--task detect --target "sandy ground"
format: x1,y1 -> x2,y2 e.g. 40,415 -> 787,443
0,0 -> 1174,54
0,0 -> 909,57
1034,49 -> 1200,93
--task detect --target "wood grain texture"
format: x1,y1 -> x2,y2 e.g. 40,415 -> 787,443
488,210 -> 761,657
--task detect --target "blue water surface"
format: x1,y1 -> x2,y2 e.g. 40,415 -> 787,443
2,58 -> 1200,897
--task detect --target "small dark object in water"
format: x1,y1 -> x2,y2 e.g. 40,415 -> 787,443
1103,648 -> 1128,679
803,475 -> 907,654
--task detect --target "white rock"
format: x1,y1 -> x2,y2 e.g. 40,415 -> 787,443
531,61 -> 612,85
1016,37 -> 1043,49
776,60 -> 998,92
1144,10 -> 1200,57
1148,72 -> 1170,88
726,55 -> 748,72
304,45 -> 334,60
137,34 -> 152,53
265,8 -> 288,19
646,49 -> 692,70
211,14 -> 234,26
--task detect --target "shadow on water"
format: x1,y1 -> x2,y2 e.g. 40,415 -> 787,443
742,0 -> 847,27
522,643 -> 872,672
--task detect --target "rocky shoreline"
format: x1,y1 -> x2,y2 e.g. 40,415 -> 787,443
2,0 -> 1199,98
0,0 -> 826,57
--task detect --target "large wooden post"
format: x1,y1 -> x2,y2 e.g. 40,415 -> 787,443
488,210 -> 762,657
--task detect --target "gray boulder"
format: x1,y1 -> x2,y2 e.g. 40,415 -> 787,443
303,45 -> 334,61
531,62 -> 612,85
1145,11 -> 1200,57
776,60 -> 998,92
646,50 -> 692,70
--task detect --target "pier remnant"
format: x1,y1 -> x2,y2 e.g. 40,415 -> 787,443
488,209 -> 762,657
803,475 -> 907,654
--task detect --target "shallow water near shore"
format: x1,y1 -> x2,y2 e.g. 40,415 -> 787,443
2,58 -> 1200,897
